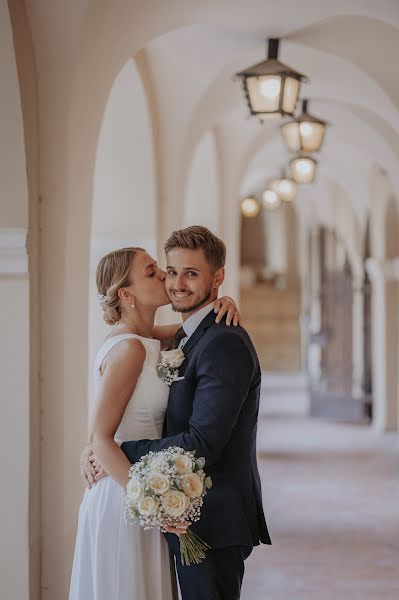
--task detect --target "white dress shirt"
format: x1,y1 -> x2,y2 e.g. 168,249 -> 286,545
179,301 -> 215,349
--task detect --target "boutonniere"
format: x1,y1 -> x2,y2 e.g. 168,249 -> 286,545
157,348 -> 185,386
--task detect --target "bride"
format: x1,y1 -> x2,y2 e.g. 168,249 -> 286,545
69,246 -> 241,600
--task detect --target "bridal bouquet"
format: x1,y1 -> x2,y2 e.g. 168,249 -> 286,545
125,446 -> 212,565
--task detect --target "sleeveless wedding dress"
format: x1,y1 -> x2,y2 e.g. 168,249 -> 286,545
69,334 -> 176,600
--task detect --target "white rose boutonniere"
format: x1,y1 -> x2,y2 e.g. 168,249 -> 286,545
157,348 -> 185,386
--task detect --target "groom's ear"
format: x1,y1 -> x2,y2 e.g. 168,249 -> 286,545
213,266 -> 225,290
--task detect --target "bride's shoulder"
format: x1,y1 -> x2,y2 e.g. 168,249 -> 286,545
98,335 -> 146,375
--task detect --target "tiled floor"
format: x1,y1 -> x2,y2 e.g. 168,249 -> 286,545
241,374 -> 399,600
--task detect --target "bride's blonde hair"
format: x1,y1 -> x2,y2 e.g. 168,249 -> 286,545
96,247 -> 144,325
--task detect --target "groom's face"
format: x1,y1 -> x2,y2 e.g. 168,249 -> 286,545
165,248 -> 224,316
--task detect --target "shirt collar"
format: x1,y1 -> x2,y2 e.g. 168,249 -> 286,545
181,301 -> 215,341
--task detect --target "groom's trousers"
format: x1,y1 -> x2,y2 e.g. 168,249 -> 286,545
165,533 -> 252,600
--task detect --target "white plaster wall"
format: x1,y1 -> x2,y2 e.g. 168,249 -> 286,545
92,60 -> 156,245
184,130 -> 220,234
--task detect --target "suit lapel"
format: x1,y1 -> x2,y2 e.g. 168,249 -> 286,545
182,309 -> 215,357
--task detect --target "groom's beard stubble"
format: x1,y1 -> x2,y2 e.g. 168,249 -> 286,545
170,287 -> 212,314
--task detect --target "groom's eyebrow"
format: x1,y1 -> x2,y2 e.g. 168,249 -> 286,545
166,266 -> 200,271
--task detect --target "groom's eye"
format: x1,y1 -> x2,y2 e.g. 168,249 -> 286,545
167,270 -> 176,277
187,271 -> 197,277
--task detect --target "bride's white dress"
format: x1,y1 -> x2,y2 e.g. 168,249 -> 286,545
69,334 -> 175,600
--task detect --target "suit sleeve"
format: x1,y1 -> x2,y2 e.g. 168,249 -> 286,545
121,332 -> 255,467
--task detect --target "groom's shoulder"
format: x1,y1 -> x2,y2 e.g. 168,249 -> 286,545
206,318 -> 257,355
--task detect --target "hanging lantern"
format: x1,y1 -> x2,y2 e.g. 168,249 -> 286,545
281,99 -> 328,153
262,189 -> 281,210
290,155 -> 317,184
241,197 -> 260,218
236,38 -> 308,121
269,174 -> 297,202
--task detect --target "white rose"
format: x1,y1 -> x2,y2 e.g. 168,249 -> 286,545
127,478 -> 143,502
174,454 -> 193,474
181,473 -> 204,498
162,490 -> 190,518
148,473 -> 170,495
161,349 -> 185,369
137,496 -> 159,517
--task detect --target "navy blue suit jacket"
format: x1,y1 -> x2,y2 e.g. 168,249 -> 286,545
121,309 -> 271,549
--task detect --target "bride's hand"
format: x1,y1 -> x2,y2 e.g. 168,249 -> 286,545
214,296 -> 241,326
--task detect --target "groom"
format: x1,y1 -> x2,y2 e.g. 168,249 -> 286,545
120,226 -> 271,599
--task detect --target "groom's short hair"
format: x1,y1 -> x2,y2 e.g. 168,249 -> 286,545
165,226 -> 226,272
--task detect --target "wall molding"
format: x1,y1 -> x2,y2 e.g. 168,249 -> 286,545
0,228 -> 28,276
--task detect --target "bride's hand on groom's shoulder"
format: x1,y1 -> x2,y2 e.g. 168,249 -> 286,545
80,444 -> 108,488
214,296 -> 241,327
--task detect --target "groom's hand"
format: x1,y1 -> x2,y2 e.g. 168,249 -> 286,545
80,444 -> 96,488
164,521 -> 191,536
80,444 -> 108,488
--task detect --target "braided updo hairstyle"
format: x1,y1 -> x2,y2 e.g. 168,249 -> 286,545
96,247 -> 144,325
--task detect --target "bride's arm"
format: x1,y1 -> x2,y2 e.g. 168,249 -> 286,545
89,339 -> 146,488
152,296 -> 242,346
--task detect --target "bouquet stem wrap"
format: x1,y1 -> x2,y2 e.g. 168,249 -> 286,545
179,528 -> 211,566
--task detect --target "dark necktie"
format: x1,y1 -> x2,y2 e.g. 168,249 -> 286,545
167,326 -> 186,350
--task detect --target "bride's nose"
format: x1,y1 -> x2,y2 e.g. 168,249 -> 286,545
157,267 -> 166,281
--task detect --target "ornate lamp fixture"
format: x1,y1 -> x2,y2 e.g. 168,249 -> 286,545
262,189 -> 281,210
269,171 -> 297,202
290,155 -> 317,184
281,99 -> 328,153
241,197 -> 260,218
236,38 -> 308,121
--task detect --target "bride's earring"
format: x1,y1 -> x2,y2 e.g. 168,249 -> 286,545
131,299 -> 135,308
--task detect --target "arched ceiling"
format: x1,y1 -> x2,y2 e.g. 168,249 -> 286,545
23,0 -> 399,247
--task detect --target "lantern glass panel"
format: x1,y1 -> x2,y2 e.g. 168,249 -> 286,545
262,189 -> 281,209
241,197 -> 260,218
247,75 -> 281,113
291,157 -> 316,184
281,121 -> 301,152
282,77 -> 300,114
270,178 -> 297,202
299,121 -> 325,153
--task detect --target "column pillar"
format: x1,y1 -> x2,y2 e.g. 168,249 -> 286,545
351,276 -> 365,399
308,228 -> 322,383
365,257 -> 399,432
0,228 -> 30,600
